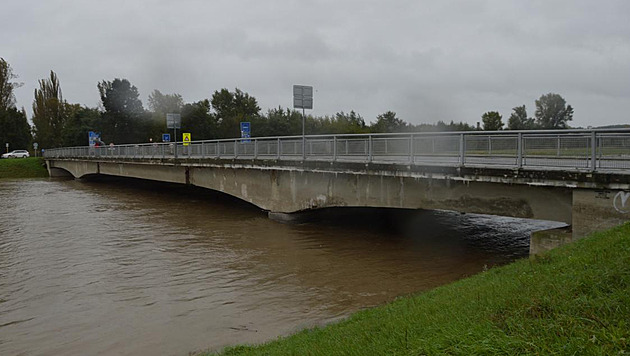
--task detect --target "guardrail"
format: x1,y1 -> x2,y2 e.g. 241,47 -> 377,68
43,129 -> 630,172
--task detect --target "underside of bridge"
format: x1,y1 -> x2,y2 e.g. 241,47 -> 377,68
46,158 -> 630,244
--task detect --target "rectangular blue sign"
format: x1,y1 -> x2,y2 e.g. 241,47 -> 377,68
240,122 -> 251,142
88,131 -> 100,147
162,133 -> 171,142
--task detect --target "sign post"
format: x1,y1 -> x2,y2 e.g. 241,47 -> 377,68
5,143 -> 8,153
293,85 -> 313,159
166,114 -> 181,158
33,142 -> 39,157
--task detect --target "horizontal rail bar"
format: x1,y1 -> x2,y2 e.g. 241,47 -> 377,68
43,130 -> 630,173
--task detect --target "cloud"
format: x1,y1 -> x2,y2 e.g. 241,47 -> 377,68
3,0 -> 630,127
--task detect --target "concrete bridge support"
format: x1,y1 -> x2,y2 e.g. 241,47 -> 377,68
46,159 -> 630,247
188,165 -> 573,225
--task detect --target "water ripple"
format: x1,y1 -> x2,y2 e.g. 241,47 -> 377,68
0,179 -> 563,355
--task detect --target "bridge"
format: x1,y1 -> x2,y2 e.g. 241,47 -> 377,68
45,129 -> 630,247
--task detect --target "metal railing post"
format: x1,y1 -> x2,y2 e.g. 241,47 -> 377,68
517,133 -> 523,168
459,134 -> 465,166
489,136 -> 492,156
409,134 -> 414,164
234,140 -> 238,158
254,138 -> 258,159
557,135 -> 561,156
368,135 -> 373,162
277,138 -> 281,159
591,131 -> 597,171
333,136 -> 337,162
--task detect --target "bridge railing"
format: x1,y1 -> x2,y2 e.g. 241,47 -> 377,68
43,129 -> 630,172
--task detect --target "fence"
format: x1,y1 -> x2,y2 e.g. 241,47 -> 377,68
43,129 -> 630,172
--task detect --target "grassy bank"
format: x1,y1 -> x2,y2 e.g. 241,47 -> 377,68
216,224 -> 630,355
0,157 -> 49,179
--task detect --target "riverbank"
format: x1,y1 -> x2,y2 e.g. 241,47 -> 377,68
215,224 -> 630,355
0,157 -> 49,178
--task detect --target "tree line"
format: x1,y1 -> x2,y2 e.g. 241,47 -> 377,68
480,94 -> 574,131
1,58 -> 575,151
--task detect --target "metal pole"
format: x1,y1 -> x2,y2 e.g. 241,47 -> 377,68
409,134 -> 414,164
333,136 -> 337,162
302,107 -> 306,160
277,138 -> 281,159
517,133 -> 523,168
254,138 -> 258,159
591,131 -> 597,171
174,127 -> 178,159
489,136 -> 492,156
459,134 -> 465,166
368,135 -> 373,163
557,135 -> 561,156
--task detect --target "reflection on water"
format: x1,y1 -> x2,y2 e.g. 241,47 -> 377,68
0,178 -> 565,355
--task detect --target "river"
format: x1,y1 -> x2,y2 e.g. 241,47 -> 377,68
0,178 -> 565,355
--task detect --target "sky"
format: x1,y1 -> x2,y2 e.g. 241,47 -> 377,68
2,0 -> 629,128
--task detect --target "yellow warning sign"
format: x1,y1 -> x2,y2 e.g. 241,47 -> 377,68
183,133 -> 191,146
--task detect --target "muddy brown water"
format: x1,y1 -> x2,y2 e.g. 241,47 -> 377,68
0,178 -> 564,355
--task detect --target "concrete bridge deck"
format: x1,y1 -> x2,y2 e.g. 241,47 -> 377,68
45,129 -> 630,243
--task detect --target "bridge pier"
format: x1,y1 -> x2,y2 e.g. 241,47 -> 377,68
572,189 -> 630,239
529,226 -> 573,255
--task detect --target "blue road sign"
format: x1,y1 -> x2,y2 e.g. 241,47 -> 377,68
88,131 -> 100,147
162,133 -> 171,142
240,122 -> 251,142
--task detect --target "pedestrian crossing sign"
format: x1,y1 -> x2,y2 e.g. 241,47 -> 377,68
183,133 -> 191,146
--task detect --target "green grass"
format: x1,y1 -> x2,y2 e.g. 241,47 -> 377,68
213,224 -> 630,355
0,157 -> 49,178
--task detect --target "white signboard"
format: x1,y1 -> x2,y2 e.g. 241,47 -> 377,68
166,113 -> 181,129
293,85 -> 313,109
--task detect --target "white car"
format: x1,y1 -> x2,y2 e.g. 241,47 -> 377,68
1,150 -> 30,158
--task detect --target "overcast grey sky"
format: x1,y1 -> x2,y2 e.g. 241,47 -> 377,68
2,0 -> 629,127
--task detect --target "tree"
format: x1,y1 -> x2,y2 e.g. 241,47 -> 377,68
371,111 -> 407,133
97,78 -> 145,143
148,89 -> 184,116
181,99 -> 217,140
0,107 -> 31,150
507,105 -> 536,130
146,90 -> 184,141
0,58 -> 23,110
535,93 -> 573,129
330,111 -> 367,134
481,111 -> 503,131
253,107 -> 302,137
61,105 -> 100,147
32,71 -> 67,148
210,88 -> 261,138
